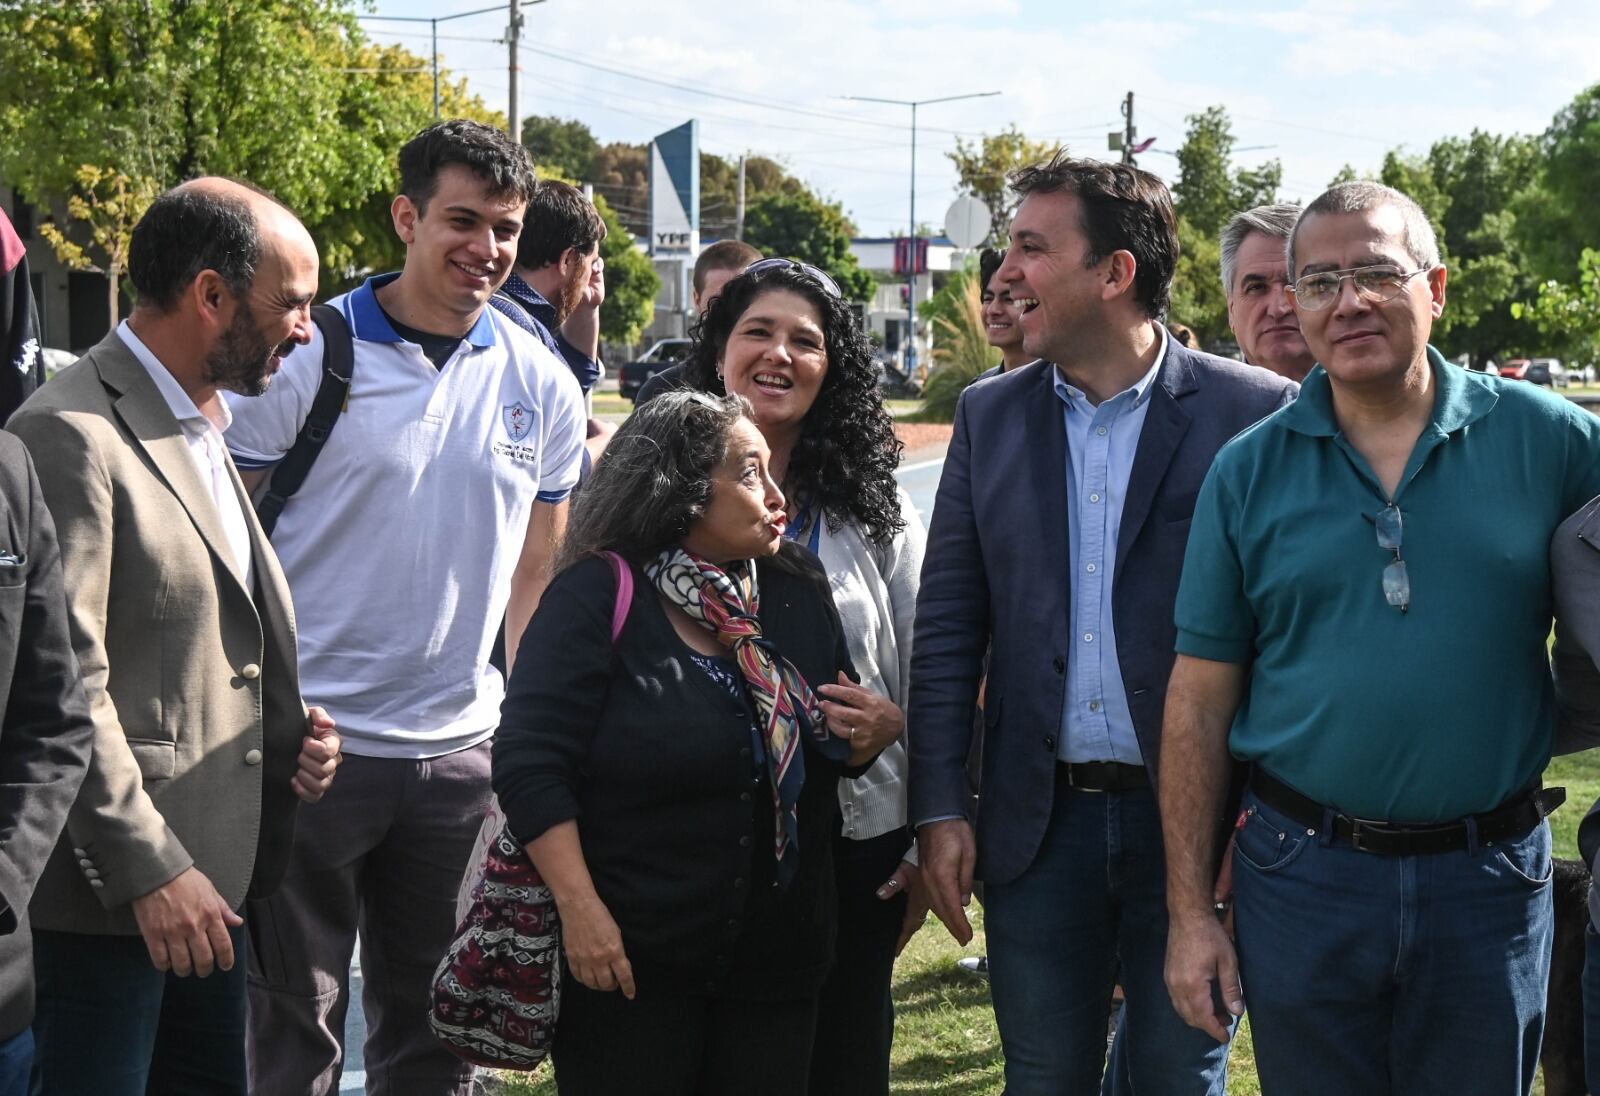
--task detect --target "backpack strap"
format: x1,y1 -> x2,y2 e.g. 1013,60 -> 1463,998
601,551 -> 633,643
256,303 -> 355,537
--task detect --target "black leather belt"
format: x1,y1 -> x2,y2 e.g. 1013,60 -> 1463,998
1250,768 -> 1564,856
1057,761 -> 1149,793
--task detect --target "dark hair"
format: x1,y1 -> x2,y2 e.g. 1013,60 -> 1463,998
1166,321 -> 1200,350
398,119 -> 538,215
681,264 -> 905,546
558,391 -> 752,571
517,181 -> 606,270
978,247 -> 1006,291
1009,152 -> 1179,319
128,186 -> 261,312
694,239 -> 763,296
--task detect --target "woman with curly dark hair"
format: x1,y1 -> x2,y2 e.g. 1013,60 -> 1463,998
680,258 -> 929,1096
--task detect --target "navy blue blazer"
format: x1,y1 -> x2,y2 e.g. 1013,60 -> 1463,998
907,342 -> 1297,885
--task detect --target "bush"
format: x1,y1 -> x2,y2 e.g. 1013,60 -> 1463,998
914,271 -> 998,422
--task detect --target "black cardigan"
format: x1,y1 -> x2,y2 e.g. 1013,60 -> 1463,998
492,544 -> 861,1000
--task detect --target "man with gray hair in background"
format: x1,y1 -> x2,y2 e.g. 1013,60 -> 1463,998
1161,180 -> 1600,1094
1219,203 -> 1315,382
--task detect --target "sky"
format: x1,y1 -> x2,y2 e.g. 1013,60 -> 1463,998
363,0 -> 1600,238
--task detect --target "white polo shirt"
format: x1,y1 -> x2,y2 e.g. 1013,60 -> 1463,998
225,273 -> 585,759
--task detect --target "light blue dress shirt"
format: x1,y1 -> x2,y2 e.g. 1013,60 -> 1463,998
1053,327 -> 1168,764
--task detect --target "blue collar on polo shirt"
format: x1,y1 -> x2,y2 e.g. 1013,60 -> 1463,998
343,272 -> 499,349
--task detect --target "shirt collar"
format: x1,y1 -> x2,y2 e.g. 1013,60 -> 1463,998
1051,323 -> 1168,413
1276,344 -> 1497,439
500,271 -> 558,326
116,320 -> 231,435
346,272 -> 499,350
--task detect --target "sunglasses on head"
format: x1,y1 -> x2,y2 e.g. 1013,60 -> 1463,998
743,257 -> 843,299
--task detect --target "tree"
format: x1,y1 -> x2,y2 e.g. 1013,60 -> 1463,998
521,115 -> 599,181
742,191 -> 875,301
36,165 -> 159,325
1518,83 -> 1600,282
1168,216 -> 1229,347
1329,164 -> 1361,187
1172,106 -> 1282,238
0,0 -> 504,304
917,271 -> 996,422
947,125 -> 1059,243
1512,248 -> 1600,367
593,194 -> 659,347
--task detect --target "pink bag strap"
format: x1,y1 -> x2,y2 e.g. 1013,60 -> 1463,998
601,550 -> 633,644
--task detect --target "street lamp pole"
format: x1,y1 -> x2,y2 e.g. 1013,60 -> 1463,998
843,91 -> 999,379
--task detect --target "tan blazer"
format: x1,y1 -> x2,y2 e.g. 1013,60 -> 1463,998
7,330 -> 306,936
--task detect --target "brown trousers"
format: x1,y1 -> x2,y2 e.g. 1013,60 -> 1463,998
245,742 -> 491,1096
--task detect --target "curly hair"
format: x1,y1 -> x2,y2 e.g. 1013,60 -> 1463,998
679,263 -> 905,546
557,391 -> 754,572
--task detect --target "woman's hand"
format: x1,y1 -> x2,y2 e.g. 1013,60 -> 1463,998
878,859 -> 932,956
818,673 -> 903,760
556,893 -> 636,999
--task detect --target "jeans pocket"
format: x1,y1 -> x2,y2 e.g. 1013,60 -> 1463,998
1234,805 -> 1309,873
1493,824 -> 1553,887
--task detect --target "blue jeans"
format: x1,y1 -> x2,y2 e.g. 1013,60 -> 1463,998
1583,923 -> 1600,1093
1234,789 -> 1552,1096
984,784 -> 1230,1096
31,925 -> 249,1096
0,1029 -> 32,1096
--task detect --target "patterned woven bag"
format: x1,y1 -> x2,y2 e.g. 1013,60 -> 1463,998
428,552 -> 633,1069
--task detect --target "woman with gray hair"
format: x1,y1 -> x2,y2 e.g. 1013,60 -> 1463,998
491,391 -> 894,1095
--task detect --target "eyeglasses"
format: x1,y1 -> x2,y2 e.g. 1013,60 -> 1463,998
1372,504 -> 1409,613
1289,266 -> 1431,311
744,257 -> 844,299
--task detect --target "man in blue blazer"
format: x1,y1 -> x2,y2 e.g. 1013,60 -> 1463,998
907,155 -> 1296,1094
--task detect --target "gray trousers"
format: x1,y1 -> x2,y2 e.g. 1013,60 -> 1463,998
245,742 -> 491,1096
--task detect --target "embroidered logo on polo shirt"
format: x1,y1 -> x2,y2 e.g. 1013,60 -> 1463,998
502,402 -> 533,442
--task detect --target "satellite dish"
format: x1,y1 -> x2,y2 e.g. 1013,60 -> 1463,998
943,196 -> 992,249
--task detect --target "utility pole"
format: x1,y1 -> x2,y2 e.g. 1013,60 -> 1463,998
357,5 -> 520,121
1121,91 -> 1136,166
842,90 -> 1000,380
507,0 -> 522,139
735,155 -> 747,241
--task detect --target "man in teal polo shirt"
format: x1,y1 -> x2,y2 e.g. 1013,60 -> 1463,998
1159,180 -> 1600,1096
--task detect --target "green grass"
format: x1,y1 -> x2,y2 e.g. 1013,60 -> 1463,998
492,756 -> 1600,1094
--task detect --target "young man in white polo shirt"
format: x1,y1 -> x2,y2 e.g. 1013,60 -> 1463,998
226,120 -> 584,1096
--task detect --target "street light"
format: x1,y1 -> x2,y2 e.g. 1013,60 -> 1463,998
358,1 -> 546,127
842,91 -> 1000,378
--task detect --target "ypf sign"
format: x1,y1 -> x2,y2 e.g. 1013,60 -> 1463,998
650,120 -> 700,257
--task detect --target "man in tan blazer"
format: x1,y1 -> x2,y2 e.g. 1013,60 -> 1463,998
7,178 -> 341,1096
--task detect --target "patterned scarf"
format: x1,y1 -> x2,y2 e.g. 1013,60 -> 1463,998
646,547 -> 845,887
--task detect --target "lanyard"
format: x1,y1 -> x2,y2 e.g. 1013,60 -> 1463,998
785,508 -> 823,555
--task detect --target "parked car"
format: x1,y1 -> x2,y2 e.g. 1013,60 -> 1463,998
1499,358 -> 1531,382
618,338 -> 693,402
1527,358 -> 1566,387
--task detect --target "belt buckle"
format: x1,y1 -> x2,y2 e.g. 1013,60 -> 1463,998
1347,817 -> 1395,853
1066,765 -> 1108,794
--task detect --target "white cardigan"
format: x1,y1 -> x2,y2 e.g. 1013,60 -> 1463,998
810,486 -> 926,853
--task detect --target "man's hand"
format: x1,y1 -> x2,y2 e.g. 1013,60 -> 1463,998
878,859 -> 932,956
1165,910 -> 1245,1043
130,866 -> 244,977
1213,834 -> 1236,939
292,705 -> 341,803
919,818 -> 976,945
582,254 -> 606,310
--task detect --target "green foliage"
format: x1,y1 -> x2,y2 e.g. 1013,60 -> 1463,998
1169,215 -> 1230,347
593,194 -> 658,346
0,0 -> 505,297
916,272 -> 998,422
521,115 -> 600,182
1172,106 -> 1282,238
1512,248 -> 1600,366
946,125 -> 1060,243
35,165 -> 159,324
1521,84 -> 1600,282
1329,163 -> 1361,187
741,191 -> 875,302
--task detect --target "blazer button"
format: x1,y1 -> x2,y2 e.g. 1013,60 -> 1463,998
244,749 -> 264,766
72,847 -> 86,858
83,868 -> 100,880
1043,736 -> 1056,751
734,877 -> 747,890
78,858 -> 93,869
740,791 -> 751,803
241,663 -> 261,680
89,879 -> 104,889
739,835 -> 751,848
1052,656 -> 1065,674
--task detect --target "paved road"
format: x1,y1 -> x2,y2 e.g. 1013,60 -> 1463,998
337,448 -> 948,1092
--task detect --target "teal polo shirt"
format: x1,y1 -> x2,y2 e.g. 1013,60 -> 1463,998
1176,348 -> 1600,822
